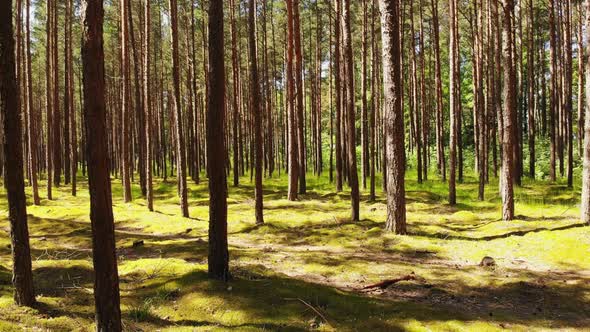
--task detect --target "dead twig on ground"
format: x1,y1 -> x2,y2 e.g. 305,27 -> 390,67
283,297 -> 332,328
360,272 -> 417,290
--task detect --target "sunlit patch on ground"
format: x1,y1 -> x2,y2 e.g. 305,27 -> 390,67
0,171 -> 589,331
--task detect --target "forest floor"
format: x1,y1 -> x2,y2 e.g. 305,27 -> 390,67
0,171 -> 589,331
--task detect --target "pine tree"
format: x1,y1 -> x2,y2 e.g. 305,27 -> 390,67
287,0 -> 299,200
0,0 -> 36,306
501,0 -> 516,221
343,0 -> 360,221
81,0 -> 123,328
448,0 -> 459,205
144,0 -> 153,211
169,0 -> 189,217
249,0 -> 265,224
379,0 -> 406,234
207,0 -> 230,281
580,0 -> 590,224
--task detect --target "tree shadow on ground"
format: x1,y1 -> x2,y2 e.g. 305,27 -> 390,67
0,214 -> 588,331
410,221 -> 588,241
409,265 -> 590,327
127,264 -> 590,331
125,267 -> 418,331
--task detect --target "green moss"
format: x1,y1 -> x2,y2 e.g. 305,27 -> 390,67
0,171 -> 588,330
450,210 -> 480,222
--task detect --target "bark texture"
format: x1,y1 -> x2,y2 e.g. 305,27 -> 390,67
207,0 -> 230,281
81,0 -> 123,329
379,0 -> 406,234
0,0 -> 36,306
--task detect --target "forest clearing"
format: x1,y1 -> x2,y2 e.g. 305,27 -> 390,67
1,173 -> 589,331
1,0 -> 589,330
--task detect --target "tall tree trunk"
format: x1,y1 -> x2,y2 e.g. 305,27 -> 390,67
485,0 -> 497,180
45,0 -> 53,200
501,0 -> 516,221
549,0 -> 557,182
409,1 -> 422,184
191,2 -> 200,184
581,0 -> 590,224
456,14 -> 463,184
69,0 -> 77,197
314,1 -> 322,177
128,0 -> 147,196
564,0 -> 574,188
334,0 -> 343,192
343,0 -> 360,221
418,0 -> 428,182
81,0 -> 123,328
557,0 -> 564,179
494,0 -> 503,187
432,0 -> 445,181
0,0 -> 36,306
16,0 -> 22,171
25,0 -> 40,205
121,0 -> 132,202
448,0 -> 459,205
361,0 -> 369,189
169,0 -> 189,217
577,1 -> 585,156
527,0 -> 535,179
328,34 -> 334,182
184,14 -> 195,183
369,0 -> 377,200
261,0 -> 275,177
379,0 -> 406,234
471,0 -> 485,201
294,0 -> 306,194
514,2 -> 523,186
207,0 -> 230,281
64,0 -> 72,185
249,0 -> 264,225
144,0 -> 153,212
229,0 -> 241,187
51,0 -> 61,188
287,0 -> 299,200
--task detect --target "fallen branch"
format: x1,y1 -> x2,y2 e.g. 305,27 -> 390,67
360,273 -> 417,290
284,298 -> 332,327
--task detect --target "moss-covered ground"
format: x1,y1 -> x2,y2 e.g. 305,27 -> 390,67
0,171 -> 589,331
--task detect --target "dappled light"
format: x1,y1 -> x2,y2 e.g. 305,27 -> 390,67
0,0 -> 589,329
1,174 -> 589,330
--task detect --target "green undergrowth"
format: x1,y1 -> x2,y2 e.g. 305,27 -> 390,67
0,170 -> 589,331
